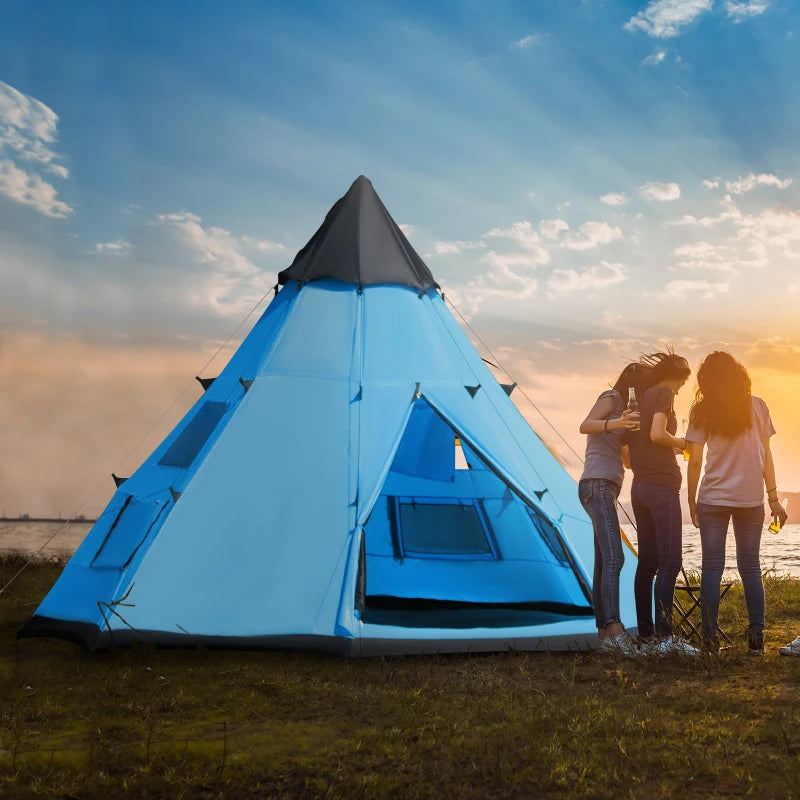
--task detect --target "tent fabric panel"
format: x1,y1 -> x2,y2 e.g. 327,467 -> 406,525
361,288 -> 461,385
262,282 -> 357,380
108,376 -> 353,639
356,621 -> 597,656
91,489 -> 173,569
365,556 -> 585,606
27,561 -> 127,630
354,385 -> 417,528
278,176 -> 436,290
391,400 -> 455,482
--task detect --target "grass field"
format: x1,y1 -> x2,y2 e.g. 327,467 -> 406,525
2,555 -> 800,799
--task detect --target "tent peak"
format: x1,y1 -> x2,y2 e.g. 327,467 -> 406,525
278,177 -> 439,291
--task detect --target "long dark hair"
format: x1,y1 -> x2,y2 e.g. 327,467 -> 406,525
612,350 -> 691,399
689,351 -> 752,438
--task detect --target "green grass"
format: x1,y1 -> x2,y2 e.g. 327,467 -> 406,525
2,555 -> 800,799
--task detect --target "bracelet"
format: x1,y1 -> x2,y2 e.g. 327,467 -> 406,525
604,419 -> 610,433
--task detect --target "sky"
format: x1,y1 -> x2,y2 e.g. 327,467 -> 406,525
2,0 -> 800,517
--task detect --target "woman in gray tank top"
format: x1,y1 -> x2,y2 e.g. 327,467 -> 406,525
579,361 -> 648,653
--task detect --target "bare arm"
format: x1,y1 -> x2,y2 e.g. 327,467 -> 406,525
764,437 -> 788,526
650,411 -> 687,451
580,395 -> 640,434
686,441 -> 704,528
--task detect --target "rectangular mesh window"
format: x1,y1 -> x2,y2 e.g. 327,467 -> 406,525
159,401 -> 229,468
398,500 -> 493,557
528,508 -> 570,565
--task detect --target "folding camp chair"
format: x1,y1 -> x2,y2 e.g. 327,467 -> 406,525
673,566 -> 733,646
620,524 -> 733,646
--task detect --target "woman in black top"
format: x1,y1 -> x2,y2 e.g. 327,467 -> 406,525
628,351 -> 695,655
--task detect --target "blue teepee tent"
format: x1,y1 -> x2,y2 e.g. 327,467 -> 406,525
21,176 -> 637,655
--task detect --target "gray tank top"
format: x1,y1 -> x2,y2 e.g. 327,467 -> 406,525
580,389 -> 625,487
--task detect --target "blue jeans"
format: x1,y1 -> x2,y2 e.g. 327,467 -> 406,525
632,481 -> 683,639
697,503 -> 765,640
579,478 -> 624,629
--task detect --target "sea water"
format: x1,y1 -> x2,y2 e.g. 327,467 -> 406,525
3,520 -> 800,579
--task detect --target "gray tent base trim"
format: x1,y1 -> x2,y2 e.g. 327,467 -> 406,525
19,614 -> 629,657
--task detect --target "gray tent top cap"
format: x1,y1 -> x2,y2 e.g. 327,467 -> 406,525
278,176 -> 439,290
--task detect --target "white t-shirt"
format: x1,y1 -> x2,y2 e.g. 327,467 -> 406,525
686,396 -> 775,507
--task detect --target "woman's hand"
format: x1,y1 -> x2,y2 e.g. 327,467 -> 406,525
769,497 -> 789,527
689,503 -> 699,528
617,409 -> 641,430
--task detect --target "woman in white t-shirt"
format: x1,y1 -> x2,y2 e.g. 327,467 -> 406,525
686,351 -> 787,654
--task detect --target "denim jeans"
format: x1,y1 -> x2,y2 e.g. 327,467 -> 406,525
579,478 -> 624,629
697,503 -> 765,640
631,480 -> 683,639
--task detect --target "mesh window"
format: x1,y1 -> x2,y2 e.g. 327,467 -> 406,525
159,401 -> 229,468
399,501 -> 492,556
528,508 -> 570,565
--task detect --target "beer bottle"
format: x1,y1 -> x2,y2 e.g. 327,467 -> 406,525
626,387 -> 640,431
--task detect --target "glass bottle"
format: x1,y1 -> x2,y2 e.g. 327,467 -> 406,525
626,387 -> 640,431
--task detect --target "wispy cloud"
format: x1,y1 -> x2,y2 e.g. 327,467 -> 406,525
624,0 -> 713,38
0,81 -> 71,216
0,159 -> 71,217
512,33 -> 543,49
539,219 -> 569,240
664,278 -> 730,299
725,172 -> 792,194
548,261 -> 627,295
600,192 -> 628,206
725,1 -> 769,22
641,181 -> 681,201
93,239 -> 133,255
702,179 -> 719,189
562,221 -> 623,250
643,50 -> 668,65
484,220 -> 548,253
433,239 -> 486,255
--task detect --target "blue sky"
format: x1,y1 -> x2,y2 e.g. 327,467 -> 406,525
3,0 -> 800,513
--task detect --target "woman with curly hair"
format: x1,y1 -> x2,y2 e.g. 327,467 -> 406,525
686,351 -> 787,654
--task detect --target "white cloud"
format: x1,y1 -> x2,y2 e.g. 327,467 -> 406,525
539,219 -> 569,240
433,239 -> 486,255
624,0 -> 713,38
0,159 -> 71,217
600,192 -> 628,206
548,261 -> 627,295
725,173 -> 792,194
0,81 -> 71,216
93,239 -> 133,255
702,179 -> 719,189
398,223 -> 415,236
643,50 -> 668,65
0,81 -> 68,177
640,181 -> 682,201
673,241 -> 717,259
664,279 -> 730,299
671,241 -> 739,272
483,221 -> 550,260
512,34 -> 543,49
562,220 -> 623,250
725,1 -> 769,21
